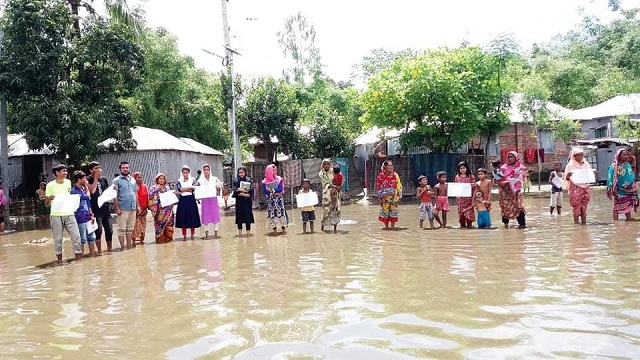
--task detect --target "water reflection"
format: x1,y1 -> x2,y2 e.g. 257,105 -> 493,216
0,191 -> 639,358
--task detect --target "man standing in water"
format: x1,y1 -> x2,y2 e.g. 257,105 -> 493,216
113,161 -> 138,250
45,164 -> 82,263
87,161 -> 113,252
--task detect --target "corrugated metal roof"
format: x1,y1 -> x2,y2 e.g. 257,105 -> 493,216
509,93 -> 573,123
571,94 -> 640,120
179,137 -> 224,156
6,134 -> 53,157
101,127 -> 223,156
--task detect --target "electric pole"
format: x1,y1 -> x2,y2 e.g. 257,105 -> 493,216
0,29 -> 9,232
221,0 -> 242,174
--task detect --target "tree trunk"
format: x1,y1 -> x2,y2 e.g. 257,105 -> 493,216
68,0 -> 81,36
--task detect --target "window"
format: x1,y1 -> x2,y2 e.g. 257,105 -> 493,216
594,128 -> 606,138
538,130 -> 555,153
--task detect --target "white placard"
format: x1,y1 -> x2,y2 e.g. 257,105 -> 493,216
97,186 -> 117,208
296,191 -> 318,208
240,181 -> 251,190
194,186 -> 218,199
51,194 -> 81,214
551,175 -> 564,188
159,191 -> 179,208
570,169 -> 595,184
447,183 -> 472,197
86,220 -> 98,234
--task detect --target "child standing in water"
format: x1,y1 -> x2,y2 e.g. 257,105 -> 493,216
416,175 -> 438,229
434,171 -> 449,228
476,168 -> 493,211
455,161 -> 476,229
474,190 -> 491,229
549,161 -> 564,215
298,179 -> 316,234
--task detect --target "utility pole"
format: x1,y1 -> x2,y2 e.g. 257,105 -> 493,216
0,29 -> 9,232
221,0 -> 242,174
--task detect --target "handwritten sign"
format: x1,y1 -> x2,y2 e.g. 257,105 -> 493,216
571,169 -> 595,184
447,183 -> 472,197
551,175 -> 564,188
51,194 -> 80,214
86,220 -> 98,234
240,181 -> 251,190
97,186 -> 117,208
296,191 -> 318,208
194,186 -> 218,200
159,191 -> 179,208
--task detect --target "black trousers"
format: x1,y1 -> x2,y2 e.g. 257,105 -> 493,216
95,215 -> 113,242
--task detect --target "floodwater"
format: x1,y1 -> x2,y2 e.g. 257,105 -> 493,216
1,189 -> 640,359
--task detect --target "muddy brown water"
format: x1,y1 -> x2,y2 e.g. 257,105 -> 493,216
1,189 -> 640,358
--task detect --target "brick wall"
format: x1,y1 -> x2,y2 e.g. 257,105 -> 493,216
494,124 -> 570,171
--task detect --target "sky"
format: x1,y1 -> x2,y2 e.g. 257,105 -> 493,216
130,0 -> 638,82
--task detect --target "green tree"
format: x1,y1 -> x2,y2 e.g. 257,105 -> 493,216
277,12 -> 322,84
0,0 -> 143,166
125,27 -> 231,150
67,0 -> 140,36
351,48 -> 415,83
239,77 -> 301,161
362,47 -> 509,154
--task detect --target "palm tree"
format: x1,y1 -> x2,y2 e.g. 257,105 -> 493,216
67,0 -> 140,36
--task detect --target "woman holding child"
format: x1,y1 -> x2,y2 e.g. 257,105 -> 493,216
498,151 -> 527,228
606,148 -> 637,220
376,159 -> 403,229
319,159 -> 341,232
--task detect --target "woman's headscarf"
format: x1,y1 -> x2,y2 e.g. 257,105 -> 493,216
262,163 -> 284,191
133,171 -> 142,180
155,173 -> 166,184
179,165 -> 194,185
500,151 -> 526,191
567,147 -> 587,168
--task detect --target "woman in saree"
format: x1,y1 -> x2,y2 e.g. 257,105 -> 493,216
607,148 -> 637,220
319,159 -> 341,233
376,159 -> 403,229
498,151 -> 527,229
455,161 -> 476,228
565,147 -> 595,225
232,167 -> 255,237
148,173 -> 175,243
262,164 -> 288,233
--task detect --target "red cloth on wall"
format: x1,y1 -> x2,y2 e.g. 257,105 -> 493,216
525,149 -> 537,164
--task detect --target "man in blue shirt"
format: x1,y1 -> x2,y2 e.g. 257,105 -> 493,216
113,161 -> 138,249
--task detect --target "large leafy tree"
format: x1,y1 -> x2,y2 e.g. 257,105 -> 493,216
239,77 -> 301,161
351,48 -> 415,83
277,12 -> 322,84
362,47 -> 509,154
0,0 -> 143,165
124,27 -> 231,150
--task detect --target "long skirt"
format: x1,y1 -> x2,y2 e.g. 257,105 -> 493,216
499,187 -> 525,219
133,213 -> 147,243
321,188 -> 341,226
378,196 -> 399,225
569,183 -> 591,217
201,197 -> 221,231
266,194 -> 288,229
155,215 -> 174,244
613,194 -> 637,215
457,196 -> 475,223
175,195 -> 201,229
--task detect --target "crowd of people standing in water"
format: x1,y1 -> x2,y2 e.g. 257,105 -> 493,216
39,159 -> 345,263
27,146 -> 638,263
376,147 -> 639,230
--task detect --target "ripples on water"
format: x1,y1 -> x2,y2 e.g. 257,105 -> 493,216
1,190 -> 640,358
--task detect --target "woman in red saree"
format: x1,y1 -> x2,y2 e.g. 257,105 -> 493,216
455,161 -> 476,228
565,148 -> 594,225
376,160 -> 403,229
498,151 -> 526,228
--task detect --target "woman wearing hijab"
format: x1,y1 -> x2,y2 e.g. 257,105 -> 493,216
132,172 -> 149,244
498,151 -> 527,228
176,165 -> 201,240
565,148 -> 595,225
197,164 -> 222,239
262,163 -> 288,233
376,159 -> 403,229
232,166 -> 255,237
319,159 -> 341,233
149,173 -> 174,243
607,148 -> 637,220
